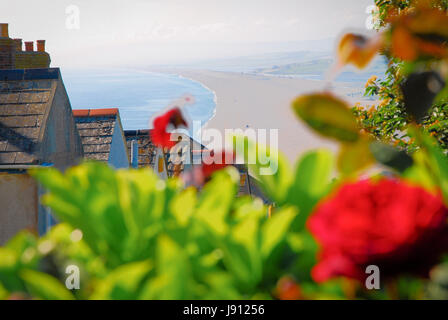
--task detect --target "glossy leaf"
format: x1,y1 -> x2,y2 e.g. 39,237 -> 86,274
337,138 -> 375,176
90,261 -> 152,300
286,150 -> 334,229
233,136 -> 293,204
292,93 -> 360,142
409,126 -> 448,204
196,170 -> 237,236
140,235 -> 190,300
261,207 -> 297,259
369,141 -> 413,173
20,270 -> 74,300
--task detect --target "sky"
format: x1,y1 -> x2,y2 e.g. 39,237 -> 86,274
1,0 -> 374,69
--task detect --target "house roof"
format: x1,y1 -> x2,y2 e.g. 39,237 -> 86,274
74,108 -> 121,162
0,68 -> 59,165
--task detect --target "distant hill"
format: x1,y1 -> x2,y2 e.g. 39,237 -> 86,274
254,57 -> 387,87
256,57 -> 387,76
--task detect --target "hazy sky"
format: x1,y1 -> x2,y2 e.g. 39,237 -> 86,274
1,0 -> 374,68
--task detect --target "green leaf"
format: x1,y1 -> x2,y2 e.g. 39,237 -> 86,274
220,238 -> 259,290
196,171 -> 237,236
169,187 -> 197,226
201,272 -> 241,300
409,126 -> 448,203
0,283 -> 8,300
90,261 -> 152,300
140,235 -> 191,300
403,151 -> 437,191
337,138 -> 374,176
20,269 -> 74,300
233,136 -> 293,204
292,93 -> 360,142
286,150 -> 334,229
369,141 -> 413,172
261,207 -> 297,259
289,231 -> 319,282
32,162 -> 182,267
0,248 -> 18,271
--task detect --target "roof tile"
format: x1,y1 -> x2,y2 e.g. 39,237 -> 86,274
0,104 -> 28,116
14,152 -> 36,164
27,103 -> 47,115
81,136 -> 113,145
0,115 -> 37,128
86,152 -> 109,161
73,109 -> 89,117
89,108 -> 118,117
0,152 -> 15,163
74,109 -> 118,163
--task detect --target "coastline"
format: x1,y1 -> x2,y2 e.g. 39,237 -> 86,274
150,68 -> 373,163
176,73 -> 218,127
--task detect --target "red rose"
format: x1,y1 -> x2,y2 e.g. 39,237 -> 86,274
151,108 -> 187,149
307,178 -> 448,283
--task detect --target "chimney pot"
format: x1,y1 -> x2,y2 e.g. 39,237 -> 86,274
0,23 -> 8,38
36,40 -> 45,52
13,38 -> 22,51
25,41 -> 34,52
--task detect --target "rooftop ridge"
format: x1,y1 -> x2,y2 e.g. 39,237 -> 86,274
0,68 -> 60,81
73,108 -> 119,117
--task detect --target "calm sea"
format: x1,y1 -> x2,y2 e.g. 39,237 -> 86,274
62,69 -> 216,134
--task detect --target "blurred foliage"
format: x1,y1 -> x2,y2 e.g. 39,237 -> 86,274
353,0 -> 448,152
0,157 -> 343,300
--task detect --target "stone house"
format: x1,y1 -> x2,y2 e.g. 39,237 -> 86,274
0,68 -> 84,244
74,108 -> 129,169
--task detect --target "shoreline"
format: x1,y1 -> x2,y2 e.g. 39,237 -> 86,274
176,73 -> 219,127
149,68 -> 373,163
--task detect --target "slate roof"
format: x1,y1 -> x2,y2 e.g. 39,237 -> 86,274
73,108 -> 119,162
0,69 -> 58,165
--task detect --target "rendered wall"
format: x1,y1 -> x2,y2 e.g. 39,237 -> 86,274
109,120 -> 130,169
40,76 -> 84,169
0,173 -> 38,245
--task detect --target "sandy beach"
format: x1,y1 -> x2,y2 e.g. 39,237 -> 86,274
155,69 -> 372,163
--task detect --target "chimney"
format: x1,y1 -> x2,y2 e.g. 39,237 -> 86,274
36,40 -> 45,52
25,41 -> 34,52
13,39 -> 22,51
0,23 -> 8,38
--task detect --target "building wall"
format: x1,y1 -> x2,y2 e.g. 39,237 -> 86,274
109,120 -> 129,169
0,173 -> 38,245
14,51 -> 51,69
125,130 -> 158,168
40,76 -> 83,170
154,148 -> 168,179
0,38 -> 15,69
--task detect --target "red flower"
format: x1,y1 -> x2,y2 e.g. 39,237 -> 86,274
201,150 -> 235,179
182,150 -> 235,187
275,276 -> 302,300
307,178 -> 448,283
151,108 -> 187,149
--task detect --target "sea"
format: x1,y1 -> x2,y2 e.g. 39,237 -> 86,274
62,69 -> 217,136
